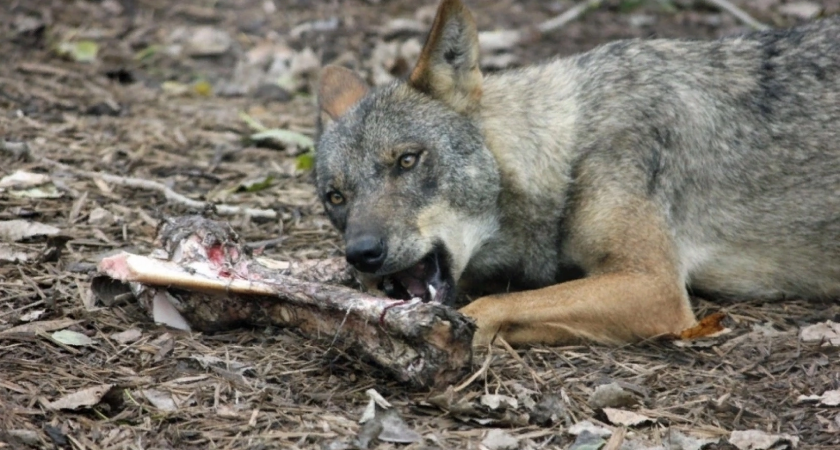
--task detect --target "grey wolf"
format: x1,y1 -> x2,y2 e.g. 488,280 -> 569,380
314,0 -> 840,346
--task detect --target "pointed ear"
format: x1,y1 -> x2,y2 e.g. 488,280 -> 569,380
318,65 -> 370,127
409,0 -> 482,114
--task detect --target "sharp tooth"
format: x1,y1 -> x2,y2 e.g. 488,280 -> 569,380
428,284 -> 437,301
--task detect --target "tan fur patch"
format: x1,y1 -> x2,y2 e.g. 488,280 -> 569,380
318,65 -> 370,120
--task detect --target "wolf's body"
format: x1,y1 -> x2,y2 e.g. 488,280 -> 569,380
315,0 -> 840,346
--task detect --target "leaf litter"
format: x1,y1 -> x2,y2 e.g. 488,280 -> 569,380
2,0 -> 840,448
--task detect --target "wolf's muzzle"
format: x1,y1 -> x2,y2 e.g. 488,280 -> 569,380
345,234 -> 387,273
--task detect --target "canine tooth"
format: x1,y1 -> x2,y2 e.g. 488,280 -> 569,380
428,284 -> 437,301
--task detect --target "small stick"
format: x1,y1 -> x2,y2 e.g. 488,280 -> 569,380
702,0 -> 770,31
38,158 -> 277,219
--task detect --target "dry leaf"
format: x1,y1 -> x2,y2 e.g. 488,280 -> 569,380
111,328 -> 142,344
151,291 -> 191,331
0,170 -> 50,189
376,409 -> 421,444
602,408 -> 654,427
141,389 -> 178,411
481,428 -> 519,450
0,318 -> 78,335
0,220 -> 60,242
796,389 -> 840,406
800,321 -> 840,346
729,429 -> 799,449
51,329 -> 95,346
589,382 -> 638,409
45,384 -> 114,410
480,394 -> 518,410
19,309 -> 45,322
680,312 -> 727,339
568,420 -> 613,437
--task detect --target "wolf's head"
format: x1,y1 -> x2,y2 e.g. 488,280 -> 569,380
314,0 -> 500,305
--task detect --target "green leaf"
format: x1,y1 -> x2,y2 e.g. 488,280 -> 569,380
238,175 -> 274,193
295,152 -> 315,171
57,40 -> 99,63
251,129 -> 314,149
133,45 -> 161,61
239,112 -> 268,133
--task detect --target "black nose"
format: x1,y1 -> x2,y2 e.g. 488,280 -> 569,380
345,235 -> 386,272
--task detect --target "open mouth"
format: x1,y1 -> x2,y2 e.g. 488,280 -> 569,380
379,246 -> 455,305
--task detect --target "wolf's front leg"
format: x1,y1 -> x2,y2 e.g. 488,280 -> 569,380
461,188 -> 698,346
459,272 -> 697,346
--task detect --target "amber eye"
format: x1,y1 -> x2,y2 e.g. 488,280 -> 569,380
327,191 -> 344,205
399,153 -> 418,170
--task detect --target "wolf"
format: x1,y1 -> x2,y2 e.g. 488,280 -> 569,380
314,0 -> 840,346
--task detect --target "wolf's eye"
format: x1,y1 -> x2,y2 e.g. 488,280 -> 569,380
327,191 -> 344,205
398,153 -> 418,170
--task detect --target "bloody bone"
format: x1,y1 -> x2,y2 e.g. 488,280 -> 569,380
96,216 -> 475,389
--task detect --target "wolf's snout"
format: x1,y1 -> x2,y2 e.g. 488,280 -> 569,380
345,235 -> 387,273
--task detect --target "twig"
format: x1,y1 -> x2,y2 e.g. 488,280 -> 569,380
38,158 -> 277,219
603,427 -> 627,450
496,335 -> 545,385
453,342 -> 494,392
538,0 -> 604,34
478,0 -> 603,53
703,0 -> 770,31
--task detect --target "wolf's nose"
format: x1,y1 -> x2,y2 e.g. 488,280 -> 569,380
345,235 -> 386,272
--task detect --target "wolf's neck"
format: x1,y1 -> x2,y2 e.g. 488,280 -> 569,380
478,62 -> 579,207
465,62 -> 581,285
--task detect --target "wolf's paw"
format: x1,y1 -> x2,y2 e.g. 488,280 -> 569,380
459,297 -> 505,347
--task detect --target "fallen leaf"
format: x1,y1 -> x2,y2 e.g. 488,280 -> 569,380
531,394 -> 567,426
0,220 -> 60,242
0,244 -> 31,263
796,389 -> 840,406
0,170 -> 50,189
111,328 -> 142,344
589,382 -> 639,409
664,430 -> 719,450
0,318 -> 78,335
295,152 -> 315,171
184,26 -> 232,56
9,185 -> 61,199
237,175 -> 274,193
778,1 -> 822,20
161,81 -> 190,96
568,420 -> 613,437
365,388 -> 392,409
51,329 -> 94,346
602,408 -> 654,427
481,428 -> 519,450
377,409 -> 421,444
192,79 -> 213,96
141,389 -> 178,411
569,430 -> 607,450
480,394 -> 518,410
56,40 -> 99,62
680,312 -> 727,339
152,291 -> 191,331
19,309 -> 45,322
729,429 -> 799,450
45,384 -> 114,410
250,129 -> 314,150
800,321 -> 840,346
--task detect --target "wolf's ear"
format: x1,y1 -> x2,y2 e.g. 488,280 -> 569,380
318,65 -> 370,128
409,0 -> 482,114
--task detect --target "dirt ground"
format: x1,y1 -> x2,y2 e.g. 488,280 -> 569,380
2,0 -> 840,448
